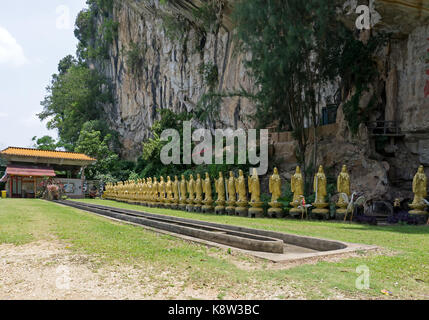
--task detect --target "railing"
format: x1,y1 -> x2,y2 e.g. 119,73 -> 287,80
366,121 -> 404,137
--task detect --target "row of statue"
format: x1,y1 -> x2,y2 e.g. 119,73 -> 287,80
103,165 -> 428,217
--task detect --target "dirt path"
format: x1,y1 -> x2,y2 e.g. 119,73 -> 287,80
0,240 -> 306,300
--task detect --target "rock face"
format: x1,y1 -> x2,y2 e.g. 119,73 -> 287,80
96,0 -> 255,160
94,0 -> 429,202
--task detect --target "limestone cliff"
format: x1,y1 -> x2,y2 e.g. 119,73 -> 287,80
91,0 -> 429,202
93,0 -> 255,160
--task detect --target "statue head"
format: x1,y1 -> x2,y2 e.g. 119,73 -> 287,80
274,167 -> 278,175
318,165 -> 324,173
160,176 -> 164,182
296,166 -> 301,174
229,171 -> 234,178
181,174 -> 185,180
219,172 -> 223,178
239,170 -> 244,177
189,174 -> 194,180
154,177 -> 157,182
418,165 -> 425,173
253,168 -> 258,176
197,173 -> 201,180
205,172 -> 210,179
167,176 -> 171,182
341,165 -> 347,173
174,176 -> 178,181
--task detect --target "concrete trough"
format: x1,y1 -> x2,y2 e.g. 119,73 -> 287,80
57,201 -> 378,262
58,200 -> 284,254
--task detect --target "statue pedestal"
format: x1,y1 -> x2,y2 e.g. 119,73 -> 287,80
289,201 -> 302,217
178,201 -> 187,211
408,202 -> 427,215
170,201 -> 179,210
249,201 -> 264,218
186,199 -> 194,212
193,200 -> 202,213
235,201 -> 248,217
312,202 -> 329,219
164,199 -> 172,209
226,200 -> 236,216
268,202 -> 284,218
335,202 -> 347,220
202,200 -> 214,213
215,200 -> 225,215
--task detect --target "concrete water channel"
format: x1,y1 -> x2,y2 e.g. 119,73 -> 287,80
56,201 -> 378,263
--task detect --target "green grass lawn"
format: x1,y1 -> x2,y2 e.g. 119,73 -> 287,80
0,198 -> 428,299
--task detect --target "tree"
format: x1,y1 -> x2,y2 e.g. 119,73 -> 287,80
232,0 -> 371,190
32,136 -> 58,151
38,59 -> 112,150
74,122 -> 119,180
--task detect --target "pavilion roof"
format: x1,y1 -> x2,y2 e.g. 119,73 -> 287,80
0,147 -> 96,162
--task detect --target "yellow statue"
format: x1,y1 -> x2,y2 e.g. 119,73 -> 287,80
152,177 -> 159,203
227,171 -> 236,203
235,170 -> 248,203
186,174 -> 196,211
172,176 -> 180,203
215,172 -> 226,202
269,167 -> 282,202
248,168 -> 261,203
215,172 -> 226,214
203,173 -> 213,202
336,165 -> 351,214
312,165 -> 329,214
248,168 -> 263,217
187,174 -> 195,201
180,175 -> 187,204
409,165 -> 428,214
159,177 -> 166,204
291,166 -> 304,204
165,176 -> 173,204
146,177 -> 153,203
195,174 -> 203,202
202,172 -> 214,212
235,170 -> 248,216
268,167 -> 283,217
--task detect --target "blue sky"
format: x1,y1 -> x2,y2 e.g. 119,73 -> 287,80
0,0 -> 87,150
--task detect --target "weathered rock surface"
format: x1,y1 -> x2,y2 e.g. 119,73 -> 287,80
97,0 -> 255,160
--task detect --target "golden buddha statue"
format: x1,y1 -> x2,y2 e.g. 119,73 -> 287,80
194,174 -> 203,211
152,177 -> 159,204
179,174 -> 188,210
268,167 -> 283,217
186,174 -> 196,211
202,172 -> 214,212
172,176 -> 180,207
289,166 -> 304,214
248,168 -> 263,217
409,165 -> 428,214
147,177 -> 153,205
165,176 -> 173,206
215,172 -> 226,214
312,165 -> 329,214
336,165 -> 351,214
159,177 -> 166,205
225,171 -> 237,215
235,169 -> 248,216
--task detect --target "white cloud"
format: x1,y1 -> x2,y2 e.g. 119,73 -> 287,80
0,112 -> 8,118
0,26 -> 28,67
